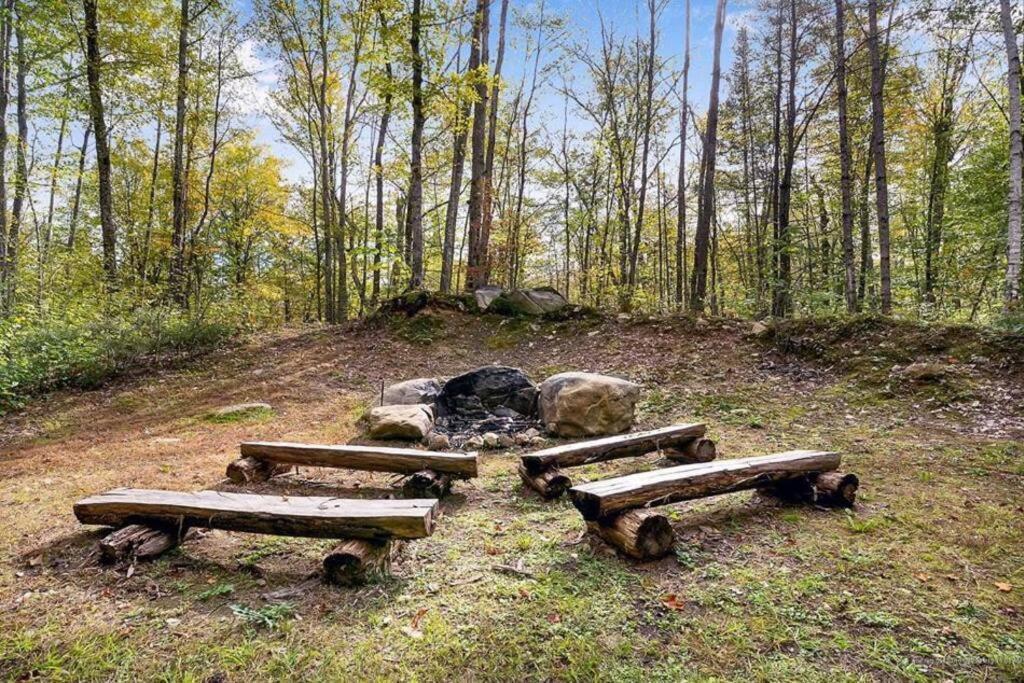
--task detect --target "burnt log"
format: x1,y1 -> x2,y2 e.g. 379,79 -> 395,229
662,437 -> 717,463
99,524 -> 181,563
813,471 -> 859,507
323,539 -> 393,586
517,462 -> 572,499
587,509 -> 675,560
403,469 -> 453,498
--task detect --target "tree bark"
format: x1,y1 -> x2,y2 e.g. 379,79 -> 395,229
6,3 -> 27,310
168,0 -> 190,305
586,509 -> 674,560
83,0 -> 118,285
675,0 -> 690,308
67,124 -> 91,251
323,539 -> 393,586
99,524 -> 181,563
441,47 -> 470,293
835,0 -> 856,313
372,19 -> 392,304
688,0 -> 727,312
1001,0 -> 1022,310
771,0 -> 798,318
405,0 -> 425,289
868,0 -> 892,314
465,0 -> 490,290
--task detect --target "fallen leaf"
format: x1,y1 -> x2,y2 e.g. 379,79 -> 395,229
411,607 -> 428,629
546,612 -> 561,624
995,582 -> 1013,592
914,573 -> 930,583
661,594 -> 686,611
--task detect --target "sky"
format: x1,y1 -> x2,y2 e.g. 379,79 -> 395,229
233,0 -> 746,183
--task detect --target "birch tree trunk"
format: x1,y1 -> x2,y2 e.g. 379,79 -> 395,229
1001,0 -> 1022,310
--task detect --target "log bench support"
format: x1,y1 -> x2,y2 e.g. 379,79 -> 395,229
517,462 -> 572,499
402,469 -> 453,498
323,538 -> 396,586
226,456 -> 293,484
587,509 -> 675,560
99,524 -> 183,563
518,423 -> 710,500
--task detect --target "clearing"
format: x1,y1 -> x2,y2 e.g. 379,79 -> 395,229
1,308 -> 1022,680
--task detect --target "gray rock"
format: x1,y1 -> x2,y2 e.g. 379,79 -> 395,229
896,362 -> 948,382
497,433 -> 515,448
538,372 -> 641,437
749,321 -> 771,338
426,432 -> 451,451
213,402 -> 272,417
488,287 -> 568,316
382,377 -> 442,406
464,435 -> 485,449
474,286 -> 505,311
482,432 -> 500,449
364,404 -> 434,441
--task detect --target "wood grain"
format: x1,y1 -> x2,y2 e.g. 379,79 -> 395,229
75,488 -> 438,540
239,441 -> 478,478
521,423 -> 706,474
569,450 -> 840,520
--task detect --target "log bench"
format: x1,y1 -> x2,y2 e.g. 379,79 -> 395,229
74,488 -> 438,585
568,450 -> 858,560
228,441 -> 479,498
518,423 -> 714,499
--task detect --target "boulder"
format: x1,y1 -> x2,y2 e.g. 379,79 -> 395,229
749,321 -> 771,338
426,432 -> 451,451
489,287 -> 569,316
364,404 -> 434,441
474,286 -> 505,311
896,362 -> 948,383
438,366 -> 538,417
538,372 -> 641,437
382,377 -> 442,406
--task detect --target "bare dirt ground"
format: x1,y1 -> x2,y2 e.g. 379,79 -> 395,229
1,308 -> 1022,681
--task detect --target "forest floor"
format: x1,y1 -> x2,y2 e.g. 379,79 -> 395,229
1,305 -> 1022,681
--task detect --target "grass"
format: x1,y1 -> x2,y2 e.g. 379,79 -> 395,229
201,405 -> 276,425
1,312 -> 1022,680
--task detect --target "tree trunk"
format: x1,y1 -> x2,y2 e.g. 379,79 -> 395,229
771,0 -> 797,318
405,0 -> 425,289
835,0 -> 856,313
868,0 -> 892,314
169,0 -> 189,304
67,124 -> 91,251
1001,0 -> 1022,310
6,4 -> 26,310
465,0 -> 490,290
688,0 -> 727,312
372,25 -> 392,304
675,0 -> 690,308
441,47 -> 470,293
479,0 -> 509,287
587,509 -> 675,560
83,0 -> 118,284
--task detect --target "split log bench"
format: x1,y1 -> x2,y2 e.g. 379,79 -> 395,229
518,423 -> 715,499
74,488 -> 438,586
568,450 -> 859,560
228,441 -> 479,498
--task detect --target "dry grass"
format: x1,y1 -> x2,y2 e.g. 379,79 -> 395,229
0,311 -> 1021,681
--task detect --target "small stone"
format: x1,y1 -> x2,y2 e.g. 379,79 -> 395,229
464,435 -> 485,449
514,432 -> 533,446
426,432 -> 451,451
529,436 -> 547,446
482,432 -> 500,449
749,321 -> 771,338
363,404 -> 434,440
497,434 -> 515,448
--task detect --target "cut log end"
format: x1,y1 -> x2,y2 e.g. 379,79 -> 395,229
588,509 -> 675,560
226,456 -> 291,484
403,469 -> 453,498
814,471 -> 859,508
99,524 -> 180,563
663,438 -> 717,463
322,539 -> 393,586
518,462 -> 572,499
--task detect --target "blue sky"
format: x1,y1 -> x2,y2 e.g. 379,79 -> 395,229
234,0 -> 744,182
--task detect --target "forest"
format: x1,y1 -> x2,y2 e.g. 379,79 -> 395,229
0,0 -> 1019,401
1,2 -> 1023,679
